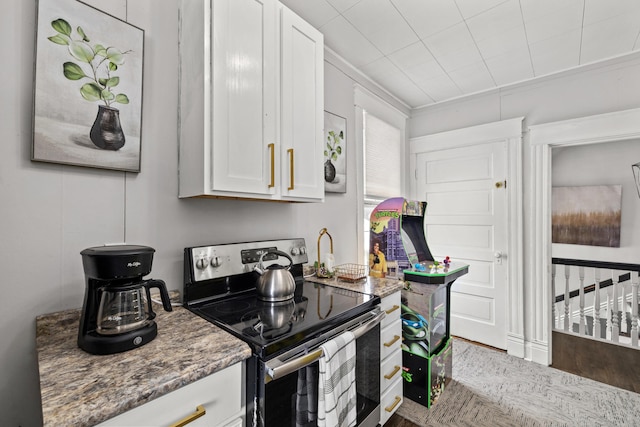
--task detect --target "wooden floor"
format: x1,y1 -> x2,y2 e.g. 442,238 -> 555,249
385,413 -> 420,427
551,330 -> 640,393
454,336 -> 506,353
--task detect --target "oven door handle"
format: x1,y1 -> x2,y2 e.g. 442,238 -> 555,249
264,309 -> 385,383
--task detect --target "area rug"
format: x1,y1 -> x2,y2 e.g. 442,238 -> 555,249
395,338 -> 640,426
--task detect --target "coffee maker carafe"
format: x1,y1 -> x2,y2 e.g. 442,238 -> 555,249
78,245 -> 172,355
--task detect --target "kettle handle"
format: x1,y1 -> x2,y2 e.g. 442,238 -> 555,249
258,250 -> 293,270
144,279 -> 173,312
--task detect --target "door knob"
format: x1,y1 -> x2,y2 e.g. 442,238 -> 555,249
494,251 -> 503,264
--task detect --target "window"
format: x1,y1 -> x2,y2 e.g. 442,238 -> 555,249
364,112 -> 403,200
363,112 -> 403,264
354,86 -> 407,266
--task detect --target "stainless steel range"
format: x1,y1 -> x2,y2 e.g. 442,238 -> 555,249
183,238 -> 383,427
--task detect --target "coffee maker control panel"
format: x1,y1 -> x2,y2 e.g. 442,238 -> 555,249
187,238 -> 308,282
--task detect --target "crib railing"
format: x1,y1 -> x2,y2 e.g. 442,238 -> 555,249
552,258 -> 640,348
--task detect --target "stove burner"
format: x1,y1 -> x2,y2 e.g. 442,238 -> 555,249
218,300 -> 251,313
246,322 -> 293,340
240,310 -> 259,323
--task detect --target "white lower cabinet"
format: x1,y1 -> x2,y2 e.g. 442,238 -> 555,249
97,362 -> 244,427
380,348 -> 402,393
380,376 -> 404,425
379,291 -> 403,425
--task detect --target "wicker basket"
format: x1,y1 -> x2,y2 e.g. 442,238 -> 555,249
334,263 -> 367,282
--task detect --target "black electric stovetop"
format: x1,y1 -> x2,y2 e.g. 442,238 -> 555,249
189,281 -> 379,359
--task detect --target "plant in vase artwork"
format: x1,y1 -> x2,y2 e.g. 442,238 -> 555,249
324,129 -> 343,183
48,18 -> 131,150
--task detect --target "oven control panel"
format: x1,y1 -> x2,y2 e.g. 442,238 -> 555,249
186,238 -> 308,282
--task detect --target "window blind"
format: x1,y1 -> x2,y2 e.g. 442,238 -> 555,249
364,111 -> 402,199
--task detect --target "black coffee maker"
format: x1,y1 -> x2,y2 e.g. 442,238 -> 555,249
78,245 -> 172,355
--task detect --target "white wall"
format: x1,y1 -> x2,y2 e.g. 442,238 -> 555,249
0,1 -> 371,425
409,52 -> 640,361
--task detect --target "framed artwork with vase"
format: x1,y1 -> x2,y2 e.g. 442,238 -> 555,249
324,111 -> 346,193
32,0 -> 144,173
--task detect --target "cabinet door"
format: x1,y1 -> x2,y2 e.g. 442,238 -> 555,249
212,0 -> 277,196
279,5 -> 324,201
97,362 -> 244,427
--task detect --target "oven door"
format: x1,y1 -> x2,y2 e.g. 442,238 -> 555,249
254,309 -> 384,427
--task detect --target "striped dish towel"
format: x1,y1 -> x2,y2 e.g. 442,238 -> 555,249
317,330 -> 357,427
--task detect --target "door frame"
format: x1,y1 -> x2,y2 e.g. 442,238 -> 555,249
529,107 -> 640,365
409,117 -> 525,359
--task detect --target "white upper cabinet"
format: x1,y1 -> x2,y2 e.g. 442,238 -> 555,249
279,4 -> 324,201
178,0 -> 324,202
210,0 -> 277,196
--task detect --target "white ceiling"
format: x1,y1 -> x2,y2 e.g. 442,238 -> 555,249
279,0 -> 640,109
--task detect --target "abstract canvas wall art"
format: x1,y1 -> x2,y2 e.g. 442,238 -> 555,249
552,185 -> 622,247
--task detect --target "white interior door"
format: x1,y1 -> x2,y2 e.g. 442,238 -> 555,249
415,141 -> 508,349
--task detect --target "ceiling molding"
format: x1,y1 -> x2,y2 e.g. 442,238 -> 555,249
324,46 -> 412,117
412,49 -> 640,116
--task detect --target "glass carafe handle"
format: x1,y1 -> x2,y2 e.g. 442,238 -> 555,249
143,284 -> 156,321
145,279 -> 173,312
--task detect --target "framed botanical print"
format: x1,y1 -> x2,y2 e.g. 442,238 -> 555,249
324,111 -> 346,193
32,0 -> 144,172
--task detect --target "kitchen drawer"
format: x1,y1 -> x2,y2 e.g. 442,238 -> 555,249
380,321 -> 402,361
380,348 -> 403,393
380,291 -> 401,329
224,417 -> 244,427
380,377 -> 403,426
97,362 -> 244,427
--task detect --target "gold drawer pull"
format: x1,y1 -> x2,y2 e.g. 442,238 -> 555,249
385,396 -> 402,413
169,404 -> 206,427
384,365 -> 401,380
268,143 -> 275,188
384,335 -> 400,347
385,304 -> 400,315
287,148 -> 294,190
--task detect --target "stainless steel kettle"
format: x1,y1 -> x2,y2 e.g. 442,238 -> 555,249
254,250 -> 296,302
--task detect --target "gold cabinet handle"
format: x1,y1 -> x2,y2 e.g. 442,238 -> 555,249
287,148 -> 294,190
384,335 -> 400,347
268,143 -> 275,188
384,365 -> 401,380
385,396 -> 402,413
169,404 -> 206,427
385,304 -> 400,315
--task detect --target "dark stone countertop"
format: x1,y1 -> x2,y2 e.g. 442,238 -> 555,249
36,305 -> 252,427
306,274 -> 404,298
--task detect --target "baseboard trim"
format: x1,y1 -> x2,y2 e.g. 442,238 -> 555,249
506,333 -> 525,358
526,340 -> 550,365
